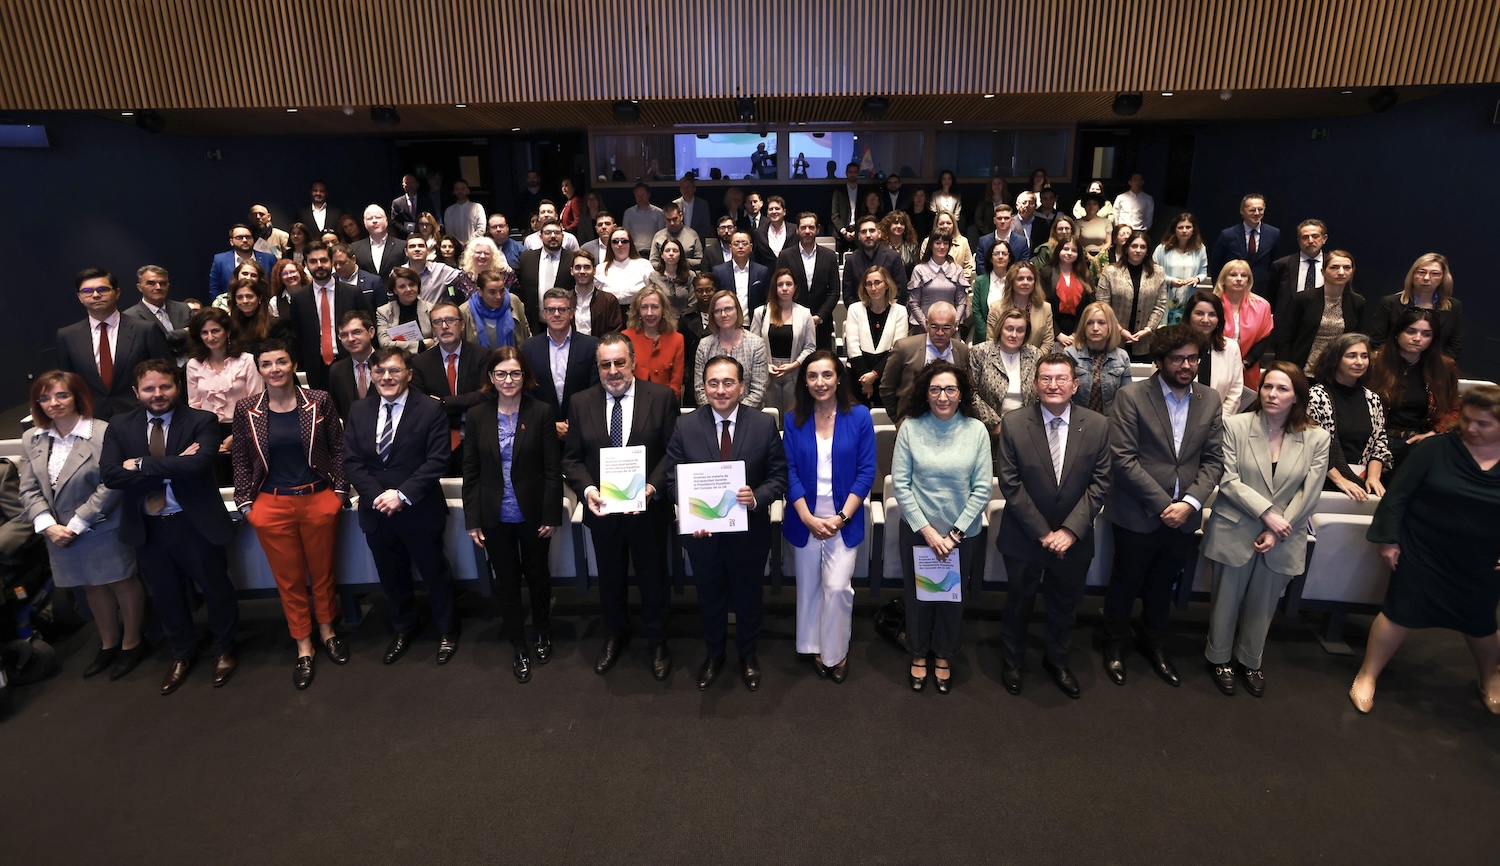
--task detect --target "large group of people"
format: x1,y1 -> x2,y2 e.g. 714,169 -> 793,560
14,169 -> 1496,721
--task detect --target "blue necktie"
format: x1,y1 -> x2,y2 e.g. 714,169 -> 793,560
378,403 -> 394,463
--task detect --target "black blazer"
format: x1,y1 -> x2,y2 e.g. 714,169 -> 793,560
521,332 -> 600,423
389,194 -> 420,239
297,204 -> 344,234
775,245 -> 841,327
283,284 -> 374,390
1272,287 -> 1366,372
1366,293 -> 1464,356
55,315 -> 172,421
516,248 -> 577,335
342,390 -> 450,533
665,405 -> 788,537
562,381 -> 678,528
1265,251 -> 1315,317
326,354 -> 375,420
711,260 -> 771,317
99,404 -> 235,547
351,235 -> 408,279
409,342 -> 489,437
122,299 -> 193,359
336,267 -> 388,308
996,404 -> 1112,577
841,245 -> 908,306
462,395 -> 563,529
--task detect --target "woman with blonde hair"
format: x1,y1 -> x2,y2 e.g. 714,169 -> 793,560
1213,259 -> 1274,395
988,261 -> 1054,350
1368,252 -> 1463,356
623,285 -> 685,400
1063,301 -> 1132,415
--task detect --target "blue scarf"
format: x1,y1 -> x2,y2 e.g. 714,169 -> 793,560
467,291 -> 515,348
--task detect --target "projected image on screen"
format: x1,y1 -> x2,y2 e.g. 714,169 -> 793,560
787,132 -> 857,179
674,134 -> 777,181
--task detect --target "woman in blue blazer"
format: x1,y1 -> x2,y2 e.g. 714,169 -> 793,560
782,350 -> 876,683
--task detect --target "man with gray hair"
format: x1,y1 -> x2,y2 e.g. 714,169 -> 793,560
123,265 -> 192,363
880,301 -> 971,419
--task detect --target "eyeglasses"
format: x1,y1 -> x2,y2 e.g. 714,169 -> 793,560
371,366 -> 406,376
611,238 -> 632,245
1036,376 -> 1074,385
927,324 -> 955,333
927,386 -> 960,398
598,359 -> 631,370
77,287 -> 114,296
429,317 -> 461,327
543,306 -> 571,315
1413,268 -> 1443,278
491,369 -> 524,380
232,235 -> 253,241
1164,354 -> 1201,367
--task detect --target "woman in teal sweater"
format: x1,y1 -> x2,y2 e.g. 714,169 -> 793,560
893,361 -> 993,694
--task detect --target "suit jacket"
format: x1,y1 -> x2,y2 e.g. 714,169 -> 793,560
673,196 -> 715,242
123,299 -> 193,359
701,240 -> 729,271
711,260 -> 771,316
841,245 -> 908,306
1266,251 -> 1316,317
748,305 -> 817,365
462,395 -> 563,529
775,245 -> 840,329
996,403 -> 1112,575
389,193 -> 421,239
55,314 -> 172,421
336,266 -> 387,308
210,249 -> 277,300
979,230 -> 1033,267
521,331 -> 600,422
1201,412 -> 1330,574
880,335 -> 971,421
516,248 -> 577,335
99,404 -> 235,546
230,387 -> 346,508
297,204 -> 344,234
342,389 -> 450,533
410,342 -> 489,438
351,235 -> 407,279
561,380 -> 678,528
753,221 -> 793,270
326,354 -> 374,420
1271,287 -> 1366,371
284,284 -> 374,390
17,423 -> 124,549
0,457 -> 33,559
830,185 -> 862,235
576,289 -> 624,337
781,405 -> 876,548
665,405 -> 788,536
1106,373 -> 1226,534
1209,222 -> 1281,292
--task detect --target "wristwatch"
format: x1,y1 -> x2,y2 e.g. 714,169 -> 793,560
949,528 -> 966,542
835,510 -> 848,523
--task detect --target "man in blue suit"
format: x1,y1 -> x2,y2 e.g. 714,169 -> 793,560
711,230 -> 770,320
522,289 -> 600,442
208,223 -> 277,300
1209,194 -> 1281,297
976,204 -> 1031,270
666,355 -> 787,692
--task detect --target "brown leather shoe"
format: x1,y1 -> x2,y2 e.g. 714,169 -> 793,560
211,653 -> 238,688
160,659 -> 192,695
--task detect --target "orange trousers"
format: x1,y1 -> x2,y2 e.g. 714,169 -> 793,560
246,487 -> 342,640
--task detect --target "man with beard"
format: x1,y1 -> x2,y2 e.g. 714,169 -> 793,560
285,243 -> 373,390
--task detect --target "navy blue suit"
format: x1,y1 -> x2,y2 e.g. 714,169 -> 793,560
711,261 -> 771,319
977,231 -> 1032,272
209,250 -> 277,301
521,331 -> 600,424
1209,222 -> 1281,298
336,267 -> 388,309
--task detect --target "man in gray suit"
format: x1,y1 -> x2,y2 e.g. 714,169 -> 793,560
880,302 -> 970,421
122,265 -> 192,363
56,268 -> 172,420
1102,324 -> 1225,687
996,352 -> 1112,698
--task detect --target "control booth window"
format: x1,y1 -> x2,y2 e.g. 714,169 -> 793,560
787,131 -> 924,181
675,133 -> 777,181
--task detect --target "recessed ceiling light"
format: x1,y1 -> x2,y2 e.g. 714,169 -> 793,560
942,119 -> 953,124
983,94 -> 995,99
286,108 -> 298,113
121,111 -> 134,116
1340,89 -> 1354,95
1160,92 -> 1174,97
511,127 -> 520,132
455,104 -> 466,109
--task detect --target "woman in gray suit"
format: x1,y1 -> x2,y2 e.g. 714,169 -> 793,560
1200,361 -> 1329,698
17,371 -> 145,681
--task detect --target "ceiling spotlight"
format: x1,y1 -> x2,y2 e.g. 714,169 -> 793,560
1219,89 -> 1233,101
341,105 -> 355,116
286,108 -> 298,113
1111,93 -> 1143,116
612,101 -> 640,123
983,94 -> 996,99
370,106 -> 401,127
1368,87 -> 1398,113
737,97 -> 756,122
511,127 -> 520,132
1340,89 -> 1354,95
455,104 -> 466,109
134,110 -> 166,134
1160,92 -> 1174,97
120,111 -> 134,117
942,119 -> 954,125
862,97 -> 890,120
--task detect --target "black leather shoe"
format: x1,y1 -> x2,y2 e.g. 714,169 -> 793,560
933,660 -> 952,695
1103,644 -> 1127,686
436,634 -> 458,665
293,655 -> 315,690
813,657 -> 830,679
512,651 -> 532,683
109,644 -> 148,681
1140,643 -> 1180,687
1240,666 -> 1265,698
595,635 -> 625,675
160,659 -> 192,695
211,652 -> 238,688
82,646 -> 119,679
829,658 -> 849,685
1209,661 -> 1237,696
534,632 -> 552,664
322,635 -> 350,665
650,643 -> 672,681
697,653 -> 726,691
1043,659 -> 1081,699
740,655 -> 762,692
383,632 -> 414,665
1001,662 -> 1023,695
909,659 -> 928,692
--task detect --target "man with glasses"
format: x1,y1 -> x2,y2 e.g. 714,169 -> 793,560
1102,323 -> 1225,688
342,347 -> 457,664
841,216 -> 907,306
517,219 -> 575,335
284,243 -> 372,391
56,268 -> 171,419
701,215 -> 736,271
486,212 -> 524,269
569,250 -> 623,337
123,265 -> 192,364
522,200 -> 579,251
209,223 -> 277,300
411,300 -> 488,475
880,301 -> 970,420
522,289 -> 600,443
327,309 -> 378,419
711,230 -> 769,319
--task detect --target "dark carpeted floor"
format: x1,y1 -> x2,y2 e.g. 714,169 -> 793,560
5,591 -> 1497,866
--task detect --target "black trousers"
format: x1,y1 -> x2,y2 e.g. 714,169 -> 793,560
1001,555 -> 1088,668
137,514 -> 237,660
590,509 -> 670,645
368,525 -> 454,635
683,530 -> 770,659
484,520 -> 552,650
1103,523 -> 1199,645
899,522 -> 976,659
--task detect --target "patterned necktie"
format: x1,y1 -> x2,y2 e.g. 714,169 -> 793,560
356,362 -> 368,399
378,403 -> 394,463
1247,229 -> 1258,258
1088,353 -> 1105,413
1047,416 -> 1064,485
719,419 -> 732,460
156,308 -> 172,330
1304,258 -> 1317,291
97,322 -> 113,390
610,395 -> 624,448
145,418 -> 167,514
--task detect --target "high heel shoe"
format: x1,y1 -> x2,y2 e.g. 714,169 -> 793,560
1477,683 -> 1500,716
1348,680 -> 1373,714
909,658 -> 928,692
934,659 -> 952,695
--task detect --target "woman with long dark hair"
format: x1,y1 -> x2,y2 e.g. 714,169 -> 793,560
907,231 -> 970,330
1183,291 -> 1244,417
1307,334 -> 1390,500
929,169 -> 961,225
1153,213 -> 1208,325
185,307 -> 259,484
1095,230 -> 1167,360
1369,308 -> 1459,473
1045,238 -> 1095,347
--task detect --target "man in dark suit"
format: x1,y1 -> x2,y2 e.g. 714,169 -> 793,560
1103,324 -> 1225,688
562,334 -> 678,679
880,303 -> 970,420
568,252 -> 624,338
1014,191 -> 1052,251
122,264 -> 192,363
753,196 -> 792,270
100,359 -> 238,695
882,173 -> 910,215
666,355 -> 788,692
516,220 -> 574,335
331,242 -> 386,308
351,205 -> 408,279
578,211 -> 616,264
712,231 -> 771,319
297,180 -> 342,235
390,173 -> 422,239
56,268 -> 172,420
701,215 -> 735,272
977,205 -> 1032,272
842,216 -> 907,305
328,309 -> 377,419
410,300 -> 489,475
673,173 -> 715,242
996,353 -> 1112,698
523,289 -> 601,445
283,244 -> 373,391
208,224 -> 277,301
1265,218 -> 1329,316
1209,194 -> 1281,295
830,161 -> 862,251
776,213 -> 841,350
343,346 -> 457,664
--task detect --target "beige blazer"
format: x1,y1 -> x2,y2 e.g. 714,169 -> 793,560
1095,264 -> 1168,354
377,298 -> 435,353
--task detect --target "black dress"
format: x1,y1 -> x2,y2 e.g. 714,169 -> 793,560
1368,434 -> 1500,636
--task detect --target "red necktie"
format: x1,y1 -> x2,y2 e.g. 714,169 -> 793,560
356,361 -> 368,398
719,419 -> 732,460
319,288 -> 335,365
446,353 -> 461,451
1247,229 -> 1258,259
97,322 -> 113,390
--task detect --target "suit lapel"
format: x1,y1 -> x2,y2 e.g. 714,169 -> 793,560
1271,427 -> 1305,498
247,393 -> 271,472
1247,415 -> 1273,492
27,434 -> 58,502
1144,376 -> 1176,458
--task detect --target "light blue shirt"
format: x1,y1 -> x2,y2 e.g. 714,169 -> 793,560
1158,377 -> 1202,509
924,339 -> 954,364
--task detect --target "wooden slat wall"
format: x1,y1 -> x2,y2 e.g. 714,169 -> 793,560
1,0 -> 1495,110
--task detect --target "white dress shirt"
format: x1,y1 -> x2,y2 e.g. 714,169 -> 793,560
32,419 -> 96,535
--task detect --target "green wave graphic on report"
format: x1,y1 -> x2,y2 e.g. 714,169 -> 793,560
601,474 -> 646,501
916,570 -> 962,593
689,490 -> 739,519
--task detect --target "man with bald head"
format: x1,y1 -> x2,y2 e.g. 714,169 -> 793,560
249,203 -> 289,259
352,205 -> 408,279
880,301 -> 971,419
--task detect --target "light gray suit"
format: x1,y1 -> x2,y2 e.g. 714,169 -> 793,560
16,423 -> 135,587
